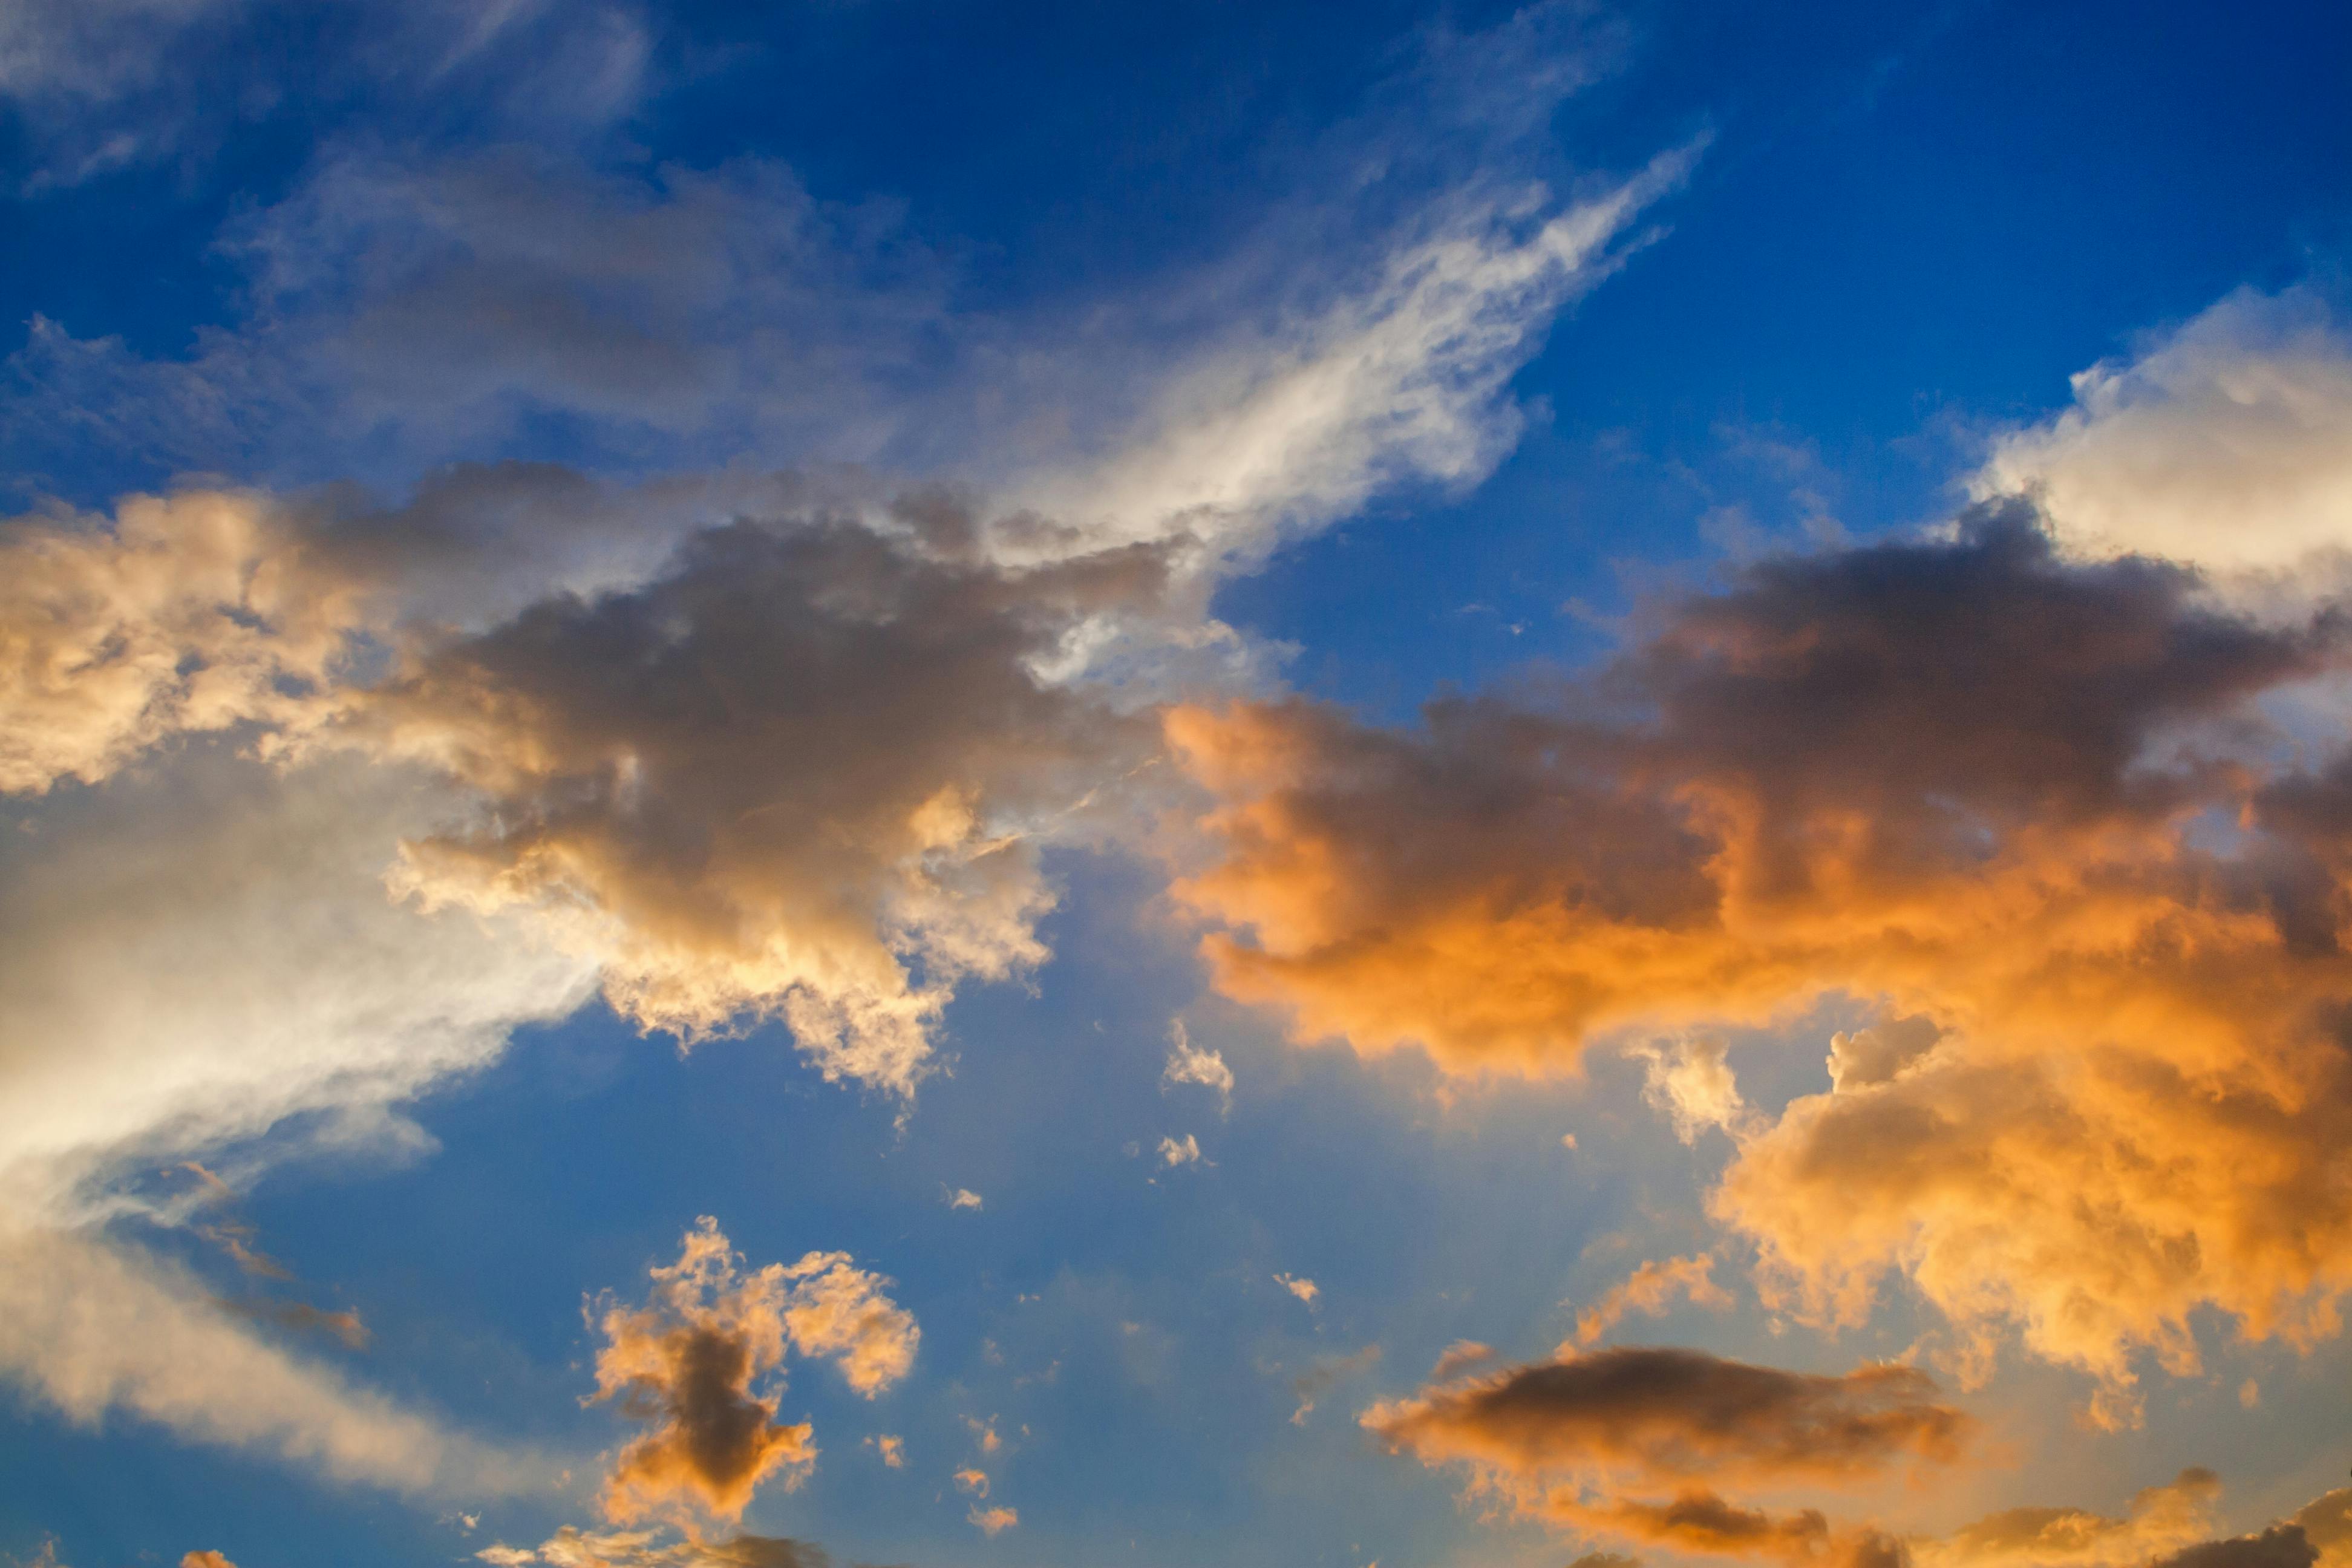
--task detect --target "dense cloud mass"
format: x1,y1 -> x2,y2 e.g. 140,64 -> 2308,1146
1362,1345 -> 1971,1488
1981,286 -> 2352,591
589,1219 -> 916,1524
1174,506 -> 2352,1395
1363,1345 -> 1967,1563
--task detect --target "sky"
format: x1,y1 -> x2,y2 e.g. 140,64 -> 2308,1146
4,3 -> 2352,1567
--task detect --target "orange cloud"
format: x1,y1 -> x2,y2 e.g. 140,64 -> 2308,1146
1570,1254 -> 1733,1348
588,1218 -> 916,1525
1362,1345 -> 1970,1493
1171,509 -> 2352,1391
1364,1345 -> 1970,1564
1918,1468 -> 2221,1568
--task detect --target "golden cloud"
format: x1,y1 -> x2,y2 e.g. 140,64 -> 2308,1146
1172,508 -> 2352,1391
588,1218 -> 916,1525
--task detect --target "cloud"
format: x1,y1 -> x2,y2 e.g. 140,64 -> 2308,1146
1364,1346 -> 1967,1564
2151,1530 -> 2320,1568
0,1228 -> 557,1498
351,509 -> 1172,1094
477,1527 -> 834,1568
0,739 -> 595,1224
1275,1272 -> 1320,1306
1979,285 -> 2352,590
1825,1016 -> 1940,1093
1009,145 -> 1700,564
1161,1021 -> 1235,1113
1628,1038 -> 1749,1143
967,1506 -> 1017,1537
181,1553 -> 237,1568
1364,1345 -> 1970,1494
1570,1255 -> 1733,1348
1430,1341 -> 1495,1379
866,1434 -> 904,1468
953,1466 -> 988,1498
770,1251 -> 920,1399
0,488 -> 362,796
224,1299 -> 372,1351
942,1188 -> 984,1212
1171,505 -> 2352,1390
588,1219 -> 914,1524
1918,1468 -> 2222,1568
1158,1135 -> 1203,1168
0,2 -> 652,194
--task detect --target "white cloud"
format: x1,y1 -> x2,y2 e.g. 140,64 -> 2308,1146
1157,1134 -> 1202,1169
1160,1020 -> 1235,1114
0,1227 -> 558,1498
1626,1036 -> 1748,1145
1979,284 -> 2352,589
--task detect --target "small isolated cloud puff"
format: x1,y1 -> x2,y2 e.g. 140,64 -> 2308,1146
1158,1134 -> 1203,1168
587,1218 -> 915,1525
968,1506 -> 1018,1536
1161,1020 -> 1235,1114
942,1187 -> 984,1212
866,1434 -> 904,1468
1628,1037 -> 1748,1144
1570,1255 -> 1733,1349
181,1553 -> 237,1568
953,1466 -> 988,1497
1275,1272 -> 1320,1306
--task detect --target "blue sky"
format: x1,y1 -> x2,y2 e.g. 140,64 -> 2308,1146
5,5 -> 2352,1568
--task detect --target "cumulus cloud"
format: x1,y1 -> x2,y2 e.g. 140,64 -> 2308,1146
0,489 -> 362,795
1172,505 -> 2352,1392
967,1506 -> 1017,1536
1158,1134 -> 1203,1168
351,510 -> 1172,1093
1979,285 -> 2352,591
588,1218 -> 915,1524
1161,1021 -> 1235,1113
1570,1255 -> 1733,1348
1628,1037 -> 1749,1143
